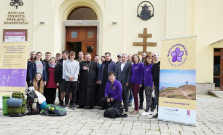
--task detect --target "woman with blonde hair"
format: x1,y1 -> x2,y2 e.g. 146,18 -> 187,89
28,52 -> 47,86
30,73 -> 44,94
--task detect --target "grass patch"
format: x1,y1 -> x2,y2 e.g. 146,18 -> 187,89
167,93 -> 187,99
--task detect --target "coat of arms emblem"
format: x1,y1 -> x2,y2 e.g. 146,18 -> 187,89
137,1 -> 154,21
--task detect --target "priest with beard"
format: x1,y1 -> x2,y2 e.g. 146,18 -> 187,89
78,53 -> 99,109
97,52 -> 116,108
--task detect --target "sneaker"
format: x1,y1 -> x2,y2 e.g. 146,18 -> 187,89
64,103 -> 68,109
128,103 -> 132,107
149,111 -> 155,115
141,111 -> 149,116
72,103 -> 76,110
152,113 -> 158,118
89,106 -> 94,109
131,110 -> 139,115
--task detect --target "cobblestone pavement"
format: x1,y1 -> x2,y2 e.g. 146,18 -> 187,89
0,95 -> 223,135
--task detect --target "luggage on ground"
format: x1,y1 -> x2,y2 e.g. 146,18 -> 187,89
7,92 -> 26,117
26,91 -> 41,115
41,104 -> 67,116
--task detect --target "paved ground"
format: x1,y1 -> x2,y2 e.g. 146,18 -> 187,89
0,94 -> 223,135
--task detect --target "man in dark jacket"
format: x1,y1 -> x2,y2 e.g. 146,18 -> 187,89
78,53 -> 99,109
27,51 -> 36,86
115,53 -> 131,112
55,50 -> 69,107
43,52 -> 51,66
151,52 -> 160,118
97,52 -> 116,107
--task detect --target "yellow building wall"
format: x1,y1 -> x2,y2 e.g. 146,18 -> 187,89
192,0 -> 223,83
0,0 -> 222,86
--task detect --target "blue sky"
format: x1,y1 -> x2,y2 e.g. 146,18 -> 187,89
160,70 -> 196,88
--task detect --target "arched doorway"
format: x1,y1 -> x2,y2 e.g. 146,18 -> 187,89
65,7 -> 98,59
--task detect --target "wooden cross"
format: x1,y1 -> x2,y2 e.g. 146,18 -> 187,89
133,28 -> 157,55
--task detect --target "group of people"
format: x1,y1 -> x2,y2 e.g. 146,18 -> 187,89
26,50 -> 160,118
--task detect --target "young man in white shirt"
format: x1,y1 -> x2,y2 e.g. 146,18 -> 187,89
64,51 -> 80,110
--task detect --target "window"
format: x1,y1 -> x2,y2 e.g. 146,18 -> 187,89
68,7 -> 98,20
71,32 -> 77,38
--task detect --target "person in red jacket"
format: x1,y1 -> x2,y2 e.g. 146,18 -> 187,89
45,57 -> 57,104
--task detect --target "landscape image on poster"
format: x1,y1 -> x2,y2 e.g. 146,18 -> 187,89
159,70 -> 196,100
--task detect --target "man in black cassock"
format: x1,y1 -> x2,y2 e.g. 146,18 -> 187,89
78,53 -> 99,109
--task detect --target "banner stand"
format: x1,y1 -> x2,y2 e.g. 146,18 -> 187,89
158,36 -> 197,126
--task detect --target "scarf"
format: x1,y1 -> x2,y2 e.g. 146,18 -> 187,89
49,63 -> 56,68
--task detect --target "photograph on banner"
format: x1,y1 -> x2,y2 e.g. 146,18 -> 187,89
159,69 -> 196,100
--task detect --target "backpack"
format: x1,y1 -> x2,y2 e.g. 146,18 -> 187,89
7,92 -> 27,117
41,104 -> 67,116
104,107 -> 128,118
26,91 -> 41,115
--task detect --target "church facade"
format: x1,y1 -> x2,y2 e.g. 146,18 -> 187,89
0,0 -> 223,93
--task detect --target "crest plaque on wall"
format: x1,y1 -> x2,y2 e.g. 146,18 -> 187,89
10,0 -> 23,9
137,1 -> 154,21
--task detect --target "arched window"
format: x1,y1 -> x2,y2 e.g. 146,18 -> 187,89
68,7 -> 98,20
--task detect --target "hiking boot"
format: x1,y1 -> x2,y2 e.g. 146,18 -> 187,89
125,107 -> 128,112
131,110 -> 139,115
72,103 -> 76,110
153,113 -> 158,118
64,103 -> 68,109
139,104 -> 143,109
59,101 -> 63,107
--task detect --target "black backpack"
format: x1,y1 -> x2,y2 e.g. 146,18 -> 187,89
104,107 -> 128,118
26,91 -> 41,115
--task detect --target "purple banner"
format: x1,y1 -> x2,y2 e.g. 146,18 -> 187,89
0,69 -> 26,87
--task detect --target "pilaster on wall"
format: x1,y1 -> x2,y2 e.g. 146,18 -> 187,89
165,0 -> 189,39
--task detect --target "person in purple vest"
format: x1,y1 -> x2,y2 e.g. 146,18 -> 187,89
141,55 -> 154,116
130,54 -> 144,115
100,71 -> 122,110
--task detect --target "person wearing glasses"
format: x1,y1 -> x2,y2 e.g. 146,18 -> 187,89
100,71 -> 122,110
151,52 -> 161,118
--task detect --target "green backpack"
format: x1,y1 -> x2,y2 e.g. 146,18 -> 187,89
7,92 -> 27,117
41,104 -> 67,116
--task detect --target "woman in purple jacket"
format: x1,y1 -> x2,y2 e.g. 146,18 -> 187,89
100,71 -> 122,110
130,54 -> 144,115
141,55 -> 154,116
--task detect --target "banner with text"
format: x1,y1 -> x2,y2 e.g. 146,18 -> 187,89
158,36 -> 197,126
0,42 -> 29,96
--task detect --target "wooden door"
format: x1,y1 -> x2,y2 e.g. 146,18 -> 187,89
213,48 -> 223,90
66,27 -> 97,59
82,42 -> 97,59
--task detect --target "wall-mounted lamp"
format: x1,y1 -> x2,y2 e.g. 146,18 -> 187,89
40,21 -> 45,24
112,21 -> 117,24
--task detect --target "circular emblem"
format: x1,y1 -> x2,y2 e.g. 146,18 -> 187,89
167,43 -> 188,67
137,1 -> 154,21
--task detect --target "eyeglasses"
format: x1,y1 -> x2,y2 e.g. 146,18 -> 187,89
152,55 -> 156,57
